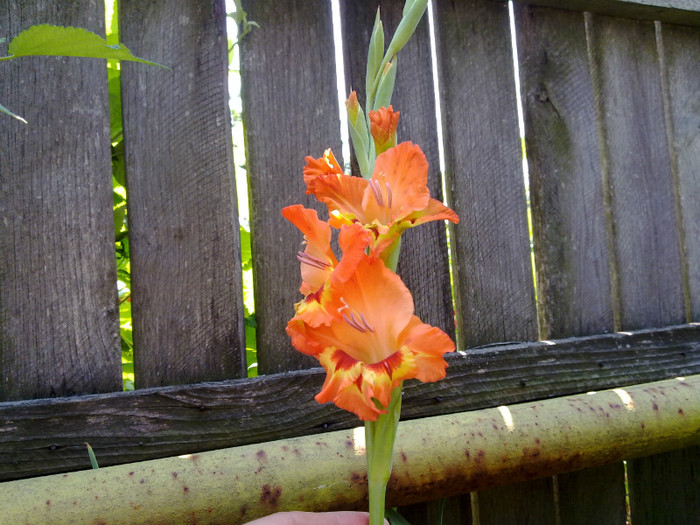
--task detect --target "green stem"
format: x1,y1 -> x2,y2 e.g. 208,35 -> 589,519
365,384 -> 403,525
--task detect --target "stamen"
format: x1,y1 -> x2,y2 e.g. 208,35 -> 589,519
369,179 -> 384,207
385,182 -> 393,209
360,312 -> 375,333
296,251 -> 329,270
343,312 -> 367,332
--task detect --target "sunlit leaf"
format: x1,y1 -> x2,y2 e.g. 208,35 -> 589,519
85,443 -> 100,469
0,25 -> 168,68
0,101 -> 27,123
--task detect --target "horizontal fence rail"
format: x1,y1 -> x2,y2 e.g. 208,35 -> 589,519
1,323 -> 699,481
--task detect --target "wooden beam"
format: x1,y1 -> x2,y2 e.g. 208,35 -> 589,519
513,0 -> 700,25
1,324 -> 699,481
2,375 -> 699,525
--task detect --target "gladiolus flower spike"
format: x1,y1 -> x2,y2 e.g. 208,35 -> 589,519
284,4 -> 455,524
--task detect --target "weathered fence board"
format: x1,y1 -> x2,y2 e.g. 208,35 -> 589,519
517,5 -> 613,340
434,0 -> 537,350
658,22 -> 700,322
513,0 -> 700,25
340,0 -> 455,343
120,0 -> 246,388
628,446 -> 700,524
1,324 -> 698,481
0,0 -> 121,401
588,14 -> 685,331
515,4 -> 627,523
239,0 -> 343,374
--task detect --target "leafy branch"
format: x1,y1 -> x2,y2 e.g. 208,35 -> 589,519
0,24 -> 168,123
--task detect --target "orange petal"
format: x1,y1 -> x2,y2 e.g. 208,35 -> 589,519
304,149 -> 344,194
282,205 -> 337,295
401,316 -> 455,382
364,142 -> 430,220
315,348 -> 363,403
310,173 -> 368,223
405,197 -> 460,226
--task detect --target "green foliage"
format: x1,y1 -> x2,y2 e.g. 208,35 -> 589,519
85,443 -> 100,469
0,23 -> 167,122
0,24 -> 166,65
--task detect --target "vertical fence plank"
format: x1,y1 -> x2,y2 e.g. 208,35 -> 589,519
659,22 -> 700,322
628,446 -> 700,525
433,1 -> 541,523
120,0 -> 246,387
624,21 -> 700,525
0,0 -> 121,401
339,0 -> 454,343
434,0 -> 537,350
587,14 -> 685,331
239,0 -> 342,374
515,6 -> 626,524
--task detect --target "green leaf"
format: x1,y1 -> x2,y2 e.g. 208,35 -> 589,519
386,508 -> 412,525
0,101 -> 27,123
240,226 -> 252,271
0,25 -> 168,68
85,443 -> 100,469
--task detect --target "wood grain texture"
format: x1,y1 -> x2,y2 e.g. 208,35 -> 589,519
557,464 -> 627,525
339,0 -> 455,340
433,0 -> 537,349
587,14 -> 685,331
120,0 -> 246,387
239,0 -> 342,374
658,23 -> 700,322
512,0 -> 700,25
433,0 -> 540,520
1,323 -> 698,481
515,6 -> 627,523
624,22 -> 700,525
628,446 -> 700,525
0,0 -> 121,401
477,478 -> 557,525
517,5 -> 613,340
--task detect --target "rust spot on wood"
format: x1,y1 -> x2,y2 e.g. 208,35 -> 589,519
128,471 -> 134,476
183,486 -> 189,494
260,484 -> 282,507
678,408 -> 685,416
46,500 -> 51,506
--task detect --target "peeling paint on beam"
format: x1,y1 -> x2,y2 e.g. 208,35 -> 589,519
1,375 -> 699,524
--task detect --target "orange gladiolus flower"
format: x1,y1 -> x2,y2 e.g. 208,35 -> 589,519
369,105 -> 400,154
282,205 -> 372,327
305,141 -> 459,256
286,248 -> 455,421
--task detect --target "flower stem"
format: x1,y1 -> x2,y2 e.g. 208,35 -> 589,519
365,384 -> 403,525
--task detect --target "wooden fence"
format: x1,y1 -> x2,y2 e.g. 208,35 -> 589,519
1,0 -> 699,523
